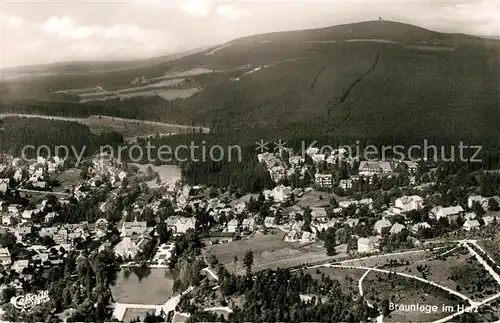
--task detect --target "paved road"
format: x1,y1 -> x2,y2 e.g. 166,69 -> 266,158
470,240 -> 497,265
203,267 -> 219,281
326,264 -> 473,303
463,242 -> 500,285
432,292 -> 500,323
204,306 -> 233,313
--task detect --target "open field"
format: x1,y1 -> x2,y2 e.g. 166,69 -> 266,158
364,272 -> 463,322
79,87 -> 202,103
205,231 -> 344,275
338,249 -> 436,268
161,67 -> 215,78
0,114 -> 209,140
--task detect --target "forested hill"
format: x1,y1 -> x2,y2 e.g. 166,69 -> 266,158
1,20 -> 499,148
229,20 -> 482,44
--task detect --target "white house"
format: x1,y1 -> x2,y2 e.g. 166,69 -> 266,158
357,236 -> 380,254
395,195 -> 424,213
0,247 -> 11,266
227,219 -> 239,233
431,206 -> 464,220
339,179 -> 353,190
464,212 -> 477,221
44,212 -> 58,223
264,216 -> 276,228
483,216 -> 497,226
311,207 -> 327,221
284,230 -> 301,242
0,179 -> 9,193
231,201 -> 246,215
267,185 -> 293,203
13,169 -> 23,182
289,156 -> 304,166
345,218 -> 360,227
242,218 -> 256,231
2,215 -> 15,226
12,259 -> 29,273
311,154 -> 326,164
166,217 -> 196,234
339,200 -> 357,208
315,219 -> 337,231
306,147 -> 319,156
95,218 -> 109,230
300,231 -> 315,244
374,219 -> 392,234
8,205 -> 20,215
463,219 -> 480,231
390,223 -> 406,235
21,210 -> 35,221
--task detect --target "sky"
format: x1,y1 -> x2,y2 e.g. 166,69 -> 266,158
1,0 -> 499,68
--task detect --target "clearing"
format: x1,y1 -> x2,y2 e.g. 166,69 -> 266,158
205,231 -> 343,275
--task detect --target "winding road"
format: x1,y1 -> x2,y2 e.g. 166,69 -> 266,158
304,239 -> 500,322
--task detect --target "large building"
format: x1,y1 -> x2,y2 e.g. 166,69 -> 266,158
315,173 -> 333,188
431,206 -> 464,220
357,236 -> 381,254
358,161 -> 393,176
395,195 -> 424,213
166,217 -> 196,234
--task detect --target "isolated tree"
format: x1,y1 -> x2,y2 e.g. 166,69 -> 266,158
471,201 -> 486,215
329,197 -> 338,207
323,228 -> 337,256
381,298 -> 390,316
243,250 -> 254,274
209,254 -> 219,268
488,198 -> 500,211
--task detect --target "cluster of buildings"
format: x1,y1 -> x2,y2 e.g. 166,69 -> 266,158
0,143 -> 498,308
252,149 -> 500,255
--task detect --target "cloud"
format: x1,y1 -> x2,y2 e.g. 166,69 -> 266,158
178,0 -> 214,18
41,17 -> 95,40
216,4 -> 251,20
39,16 -> 161,42
132,0 -> 215,18
1,12 -> 24,27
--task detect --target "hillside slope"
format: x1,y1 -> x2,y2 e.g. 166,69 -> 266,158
1,21 -> 499,146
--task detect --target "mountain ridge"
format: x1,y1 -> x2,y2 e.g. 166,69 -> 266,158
1,20 -> 499,147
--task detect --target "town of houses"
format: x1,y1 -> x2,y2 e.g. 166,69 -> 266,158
0,144 -> 499,318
